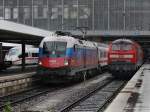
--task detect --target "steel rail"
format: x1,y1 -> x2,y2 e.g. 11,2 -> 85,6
60,80 -> 127,112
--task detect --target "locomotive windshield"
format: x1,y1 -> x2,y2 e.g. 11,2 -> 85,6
43,41 -> 67,58
8,49 -> 17,55
112,43 -> 132,50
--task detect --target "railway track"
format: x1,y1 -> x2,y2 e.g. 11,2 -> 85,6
0,85 -> 59,111
0,72 -> 127,112
60,80 -> 127,112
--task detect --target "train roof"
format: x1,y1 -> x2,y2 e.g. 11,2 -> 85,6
11,45 -> 35,48
40,34 -> 96,48
1,42 -> 37,48
94,42 -> 108,48
112,39 -> 134,44
1,42 -> 20,47
9,45 -> 38,52
8,46 -> 38,54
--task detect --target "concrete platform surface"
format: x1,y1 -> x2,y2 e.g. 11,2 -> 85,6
0,71 -> 35,82
0,65 -> 37,77
105,64 -> 150,112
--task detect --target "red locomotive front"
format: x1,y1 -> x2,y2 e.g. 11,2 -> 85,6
108,39 -> 143,79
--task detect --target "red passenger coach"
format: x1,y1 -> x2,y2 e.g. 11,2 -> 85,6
108,39 -> 143,79
97,43 -> 109,71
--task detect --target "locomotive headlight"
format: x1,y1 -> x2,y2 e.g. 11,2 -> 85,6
64,59 -> 69,66
110,54 -> 119,58
124,54 -> 133,58
39,61 -> 42,65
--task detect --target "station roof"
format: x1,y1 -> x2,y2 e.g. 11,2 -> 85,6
70,30 -> 150,48
0,20 -> 52,45
1,20 -> 150,48
71,30 -> 150,37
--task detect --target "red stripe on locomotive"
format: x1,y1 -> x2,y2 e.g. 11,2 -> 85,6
40,57 -> 69,68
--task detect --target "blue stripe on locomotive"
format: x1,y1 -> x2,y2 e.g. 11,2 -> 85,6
66,48 -> 73,57
70,47 -> 97,60
39,47 -> 97,59
39,48 -> 43,57
39,47 -> 74,58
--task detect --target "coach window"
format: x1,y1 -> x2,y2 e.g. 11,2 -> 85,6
25,53 -> 28,57
104,52 -> 107,57
32,53 -> 39,57
100,51 -> 102,58
103,51 -> 105,58
19,53 -> 28,58
101,51 -> 103,58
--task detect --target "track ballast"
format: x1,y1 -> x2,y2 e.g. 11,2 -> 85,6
60,80 -> 126,112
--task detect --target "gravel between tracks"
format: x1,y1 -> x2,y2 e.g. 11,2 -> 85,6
26,73 -> 112,112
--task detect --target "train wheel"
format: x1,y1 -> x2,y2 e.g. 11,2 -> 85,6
83,71 -> 87,81
93,68 -> 99,76
87,70 -> 93,78
98,66 -> 102,74
72,72 -> 81,82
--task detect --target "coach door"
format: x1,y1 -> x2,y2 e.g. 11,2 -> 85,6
83,46 -> 86,68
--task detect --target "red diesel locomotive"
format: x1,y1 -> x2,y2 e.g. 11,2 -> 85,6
108,39 -> 143,78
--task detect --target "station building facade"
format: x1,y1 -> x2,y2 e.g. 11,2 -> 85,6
0,0 -> 150,31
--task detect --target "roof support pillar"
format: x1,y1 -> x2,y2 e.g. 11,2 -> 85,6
21,41 -> 25,71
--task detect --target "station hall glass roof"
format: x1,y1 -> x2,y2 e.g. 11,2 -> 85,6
1,0 -> 150,48
0,0 -> 150,32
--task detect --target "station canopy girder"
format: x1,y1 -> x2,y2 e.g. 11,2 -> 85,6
0,20 -> 52,45
71,30 -> 150,49
1,20 -> 150,48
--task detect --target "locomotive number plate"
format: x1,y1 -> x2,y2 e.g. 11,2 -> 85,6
49,60 -> 56,63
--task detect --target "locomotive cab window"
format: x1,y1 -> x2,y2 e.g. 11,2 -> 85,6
112,43 -> 132,50
43,41 -> 67,58
8,49 -> 17,56
18,53 -> 28,58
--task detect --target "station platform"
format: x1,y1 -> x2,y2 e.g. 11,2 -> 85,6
0,65 -> 37,77
0,71 -> 35,82
0,65 -> 37,97
105,64 -> 150,112
0,70 -> 36,97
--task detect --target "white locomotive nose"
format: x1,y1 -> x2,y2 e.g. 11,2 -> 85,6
39,61 -> 42,65
5,55 -> 10,61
